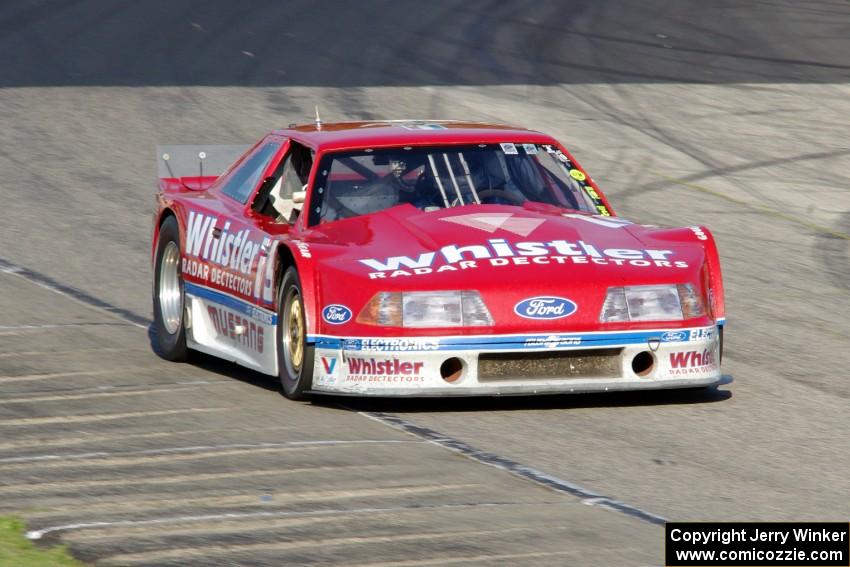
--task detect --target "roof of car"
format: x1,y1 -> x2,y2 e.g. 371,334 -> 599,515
272,120 -> 558,152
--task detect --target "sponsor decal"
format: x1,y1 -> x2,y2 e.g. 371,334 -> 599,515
514,297 -> 577,320
321,357 -> 337,374
522,144 -> 538,155
186,282 -> 275,325
350,338 -> 440,352
322,304 -> 352,325
292,239 -> 311,258
661,328 -> 714,342
248,307 -> 274,325
661,331 -> 688,342
669,348 -> 717,375
524,335 -> 582,348
185,212 -> 261,276
183,211 -> 278,303
440,213 -> 544,237
689,226 -> 708,241
546,152 -> 610,216
500,142 -> 518,155
207,305 -> 264,353
345,357 -> 426,384
689,327 -> 715,341
569,168 -> 586,181
313,328 -> 714,353
315,356 -> 338,386
360,238 -> 686,279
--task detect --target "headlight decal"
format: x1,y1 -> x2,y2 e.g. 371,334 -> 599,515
600,284 -> 705,323
357,291 -> 493,328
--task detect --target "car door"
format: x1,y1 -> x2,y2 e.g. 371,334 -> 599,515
183,136 -> 287,374
240,138 -> 317,311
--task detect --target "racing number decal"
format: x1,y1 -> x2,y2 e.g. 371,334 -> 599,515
253,238 -> 278,305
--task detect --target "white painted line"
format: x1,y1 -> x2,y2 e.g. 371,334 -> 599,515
0,383 -> 233,405
0,407 -> 231,428
26,501 -> 505,540
0,370 -> 117,384
99,525 -> 573,563
0,424 -> 294,453
343,550 -> 580,567
0,378 -> 231,398
357,411 -> 668,526
0,464 -> 385,495
0,323 -> 131,331
0,347 -> 131,358
0,439 -> 419,464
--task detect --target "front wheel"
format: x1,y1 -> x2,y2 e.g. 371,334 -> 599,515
153,216 -> 189,361
718,325 -> 724,364
277,267 -> 314,400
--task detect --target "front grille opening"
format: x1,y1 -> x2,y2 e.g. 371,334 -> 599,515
631,351 -> 655,376
440,357 -> 464,383
478,349 -> 623,381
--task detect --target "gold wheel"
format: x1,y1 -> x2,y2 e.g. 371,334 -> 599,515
278,267 -> 313,400
286,293 -> 305,371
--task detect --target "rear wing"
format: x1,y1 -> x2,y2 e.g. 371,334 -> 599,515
156,144 -> 251,191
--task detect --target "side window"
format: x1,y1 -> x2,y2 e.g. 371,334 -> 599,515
280,156 -> 304,200
251,142 -> 314,223
220,142 -> 280,203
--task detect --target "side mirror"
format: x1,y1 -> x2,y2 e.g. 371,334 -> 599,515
292,190 -> 306,204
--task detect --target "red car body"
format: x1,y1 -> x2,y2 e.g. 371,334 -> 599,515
152,121 -> 725,398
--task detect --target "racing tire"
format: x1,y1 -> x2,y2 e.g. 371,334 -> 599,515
153,216 -> 189,362
719,326 -> 724,364
277,267 -> 314,400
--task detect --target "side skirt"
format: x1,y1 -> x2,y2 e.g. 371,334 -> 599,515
184,283 -> 279,377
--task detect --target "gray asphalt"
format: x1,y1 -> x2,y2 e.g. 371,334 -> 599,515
1,1 -> 849,565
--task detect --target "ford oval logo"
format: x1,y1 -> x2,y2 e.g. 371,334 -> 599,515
322,304 -> 352,325
514,297 -> 577,320
661,331 -> 687,342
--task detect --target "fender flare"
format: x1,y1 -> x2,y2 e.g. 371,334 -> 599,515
269,241 -> 321,343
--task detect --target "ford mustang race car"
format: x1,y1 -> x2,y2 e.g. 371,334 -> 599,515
152,120 -> 725,399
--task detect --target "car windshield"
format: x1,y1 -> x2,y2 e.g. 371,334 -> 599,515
308,143 -> 603,225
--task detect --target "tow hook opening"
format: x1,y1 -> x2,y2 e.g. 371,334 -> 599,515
440,357 -> 464,383
631,351 -> 655,377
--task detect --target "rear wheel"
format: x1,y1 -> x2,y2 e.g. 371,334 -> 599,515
153,216 -> 189,361
277,267 -> 314,400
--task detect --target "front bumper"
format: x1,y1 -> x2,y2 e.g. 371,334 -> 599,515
309,325 -> 726,397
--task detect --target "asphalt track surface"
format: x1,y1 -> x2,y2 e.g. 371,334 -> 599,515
1,1 -> 849,565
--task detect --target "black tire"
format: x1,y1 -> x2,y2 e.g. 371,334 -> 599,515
718,325 -> 724,364
277,267 -> 314,400
153,216 -> 189,361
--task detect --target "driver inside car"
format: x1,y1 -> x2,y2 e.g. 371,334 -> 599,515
322,156 -> 416,221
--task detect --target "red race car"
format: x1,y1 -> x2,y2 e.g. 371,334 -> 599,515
152,120 -> 725,399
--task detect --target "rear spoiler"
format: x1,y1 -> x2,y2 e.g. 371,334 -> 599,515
156,144 -> 251,191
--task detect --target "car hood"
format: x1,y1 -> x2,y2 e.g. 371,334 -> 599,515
302,203 -> 710,332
